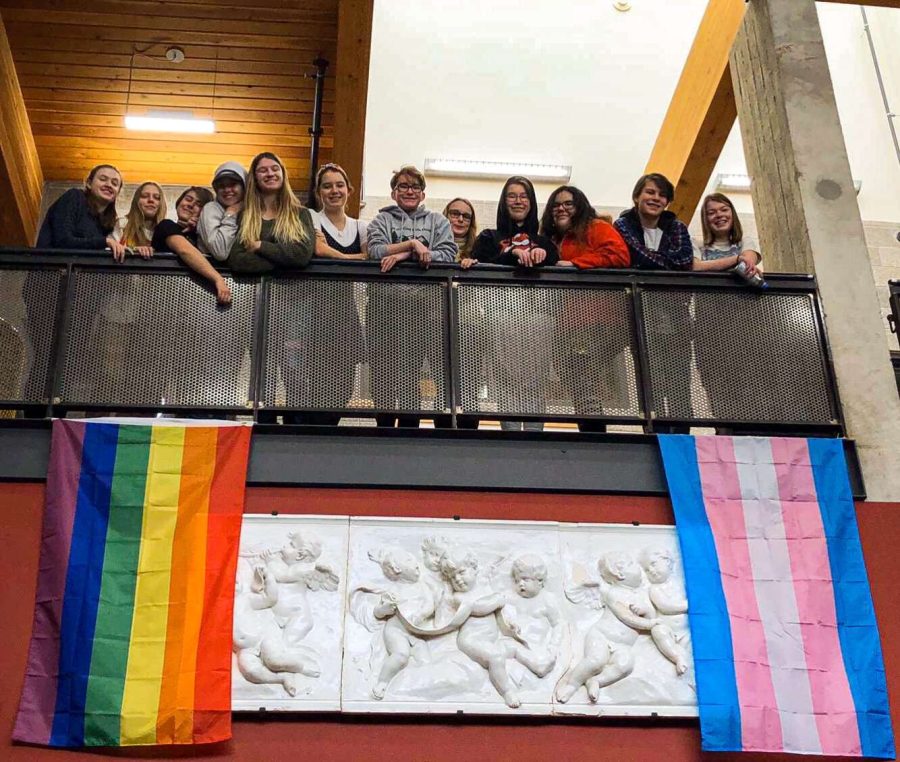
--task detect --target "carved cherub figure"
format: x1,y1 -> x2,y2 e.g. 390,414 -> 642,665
264,531 -> 340,649
501,554 -> 563,679
556,551 -> 661,703
364,547 -> 438,700
440,549 -> 524,708
638,546 -> 689,675
233,563 -> 319,696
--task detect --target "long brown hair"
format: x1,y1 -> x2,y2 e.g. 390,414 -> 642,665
240,152 -> 309,246
121,181 -> 167,246
540,185 -> 597,245
83,164 -> 122,234
442,198 -> 478,260
700,192 -> 743,247
314,162 -> 353,212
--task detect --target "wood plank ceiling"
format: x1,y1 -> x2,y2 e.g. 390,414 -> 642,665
0,0 -> 337,186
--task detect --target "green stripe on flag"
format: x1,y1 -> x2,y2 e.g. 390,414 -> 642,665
83,425 -> 152,746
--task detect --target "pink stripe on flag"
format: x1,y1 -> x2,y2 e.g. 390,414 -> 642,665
771,437 -> 862,757
696,436 -> 783,752
12,420 -> 86,745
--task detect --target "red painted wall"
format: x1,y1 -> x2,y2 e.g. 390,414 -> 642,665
2,483 -> 897,762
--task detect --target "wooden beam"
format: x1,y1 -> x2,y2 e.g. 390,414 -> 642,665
331,0 -> 373,217
644,0 -> 746,222
0,10 -> 42,245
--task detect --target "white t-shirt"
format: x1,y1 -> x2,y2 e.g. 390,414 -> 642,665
643,226 -> 663,251
692,235 -> 760,262
310,210 -> 367,250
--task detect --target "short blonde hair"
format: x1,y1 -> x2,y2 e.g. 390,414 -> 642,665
390,165 -> 426,190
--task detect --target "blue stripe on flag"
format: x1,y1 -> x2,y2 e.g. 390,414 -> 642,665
658,434 -> 742,752
49,423 -> 118,747
808,438 -> 895,760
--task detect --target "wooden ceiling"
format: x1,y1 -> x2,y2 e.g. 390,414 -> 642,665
0,0 -> 338,186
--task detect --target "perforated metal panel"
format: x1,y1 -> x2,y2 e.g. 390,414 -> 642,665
59,270 -> 255,408
264,277 -> 367,411
361,280 -> 448,414
640,288 -> 835,423
455,283 -> 641,419
0,267 -> 63,403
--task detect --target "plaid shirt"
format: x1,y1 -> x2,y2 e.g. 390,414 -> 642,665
613,208 -> 693,271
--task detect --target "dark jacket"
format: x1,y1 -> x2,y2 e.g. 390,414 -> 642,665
228,208 -> 316,273
36,188 -> 110,250
471,176 -> 559,266
613,208 -> 693,271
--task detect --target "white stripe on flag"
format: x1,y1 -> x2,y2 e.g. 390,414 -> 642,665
733,437 -> 822,755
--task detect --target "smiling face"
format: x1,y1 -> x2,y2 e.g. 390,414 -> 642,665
550,190 -> 576,232
317,169 -> 350,213
86,167 -> 122,206
447,564 -> 478,592
214,178 -> 244,207
705,199 -> 733,239
254,157 -> 284,194
635,180 -> 669,224
505,183 -> 530,224
391,173 -> 425,213
176,190 -> 203,225
446,201 -> 473,238
137,184 -> 162,219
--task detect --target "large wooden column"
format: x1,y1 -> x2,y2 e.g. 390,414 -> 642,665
0,11 -> 42,246
644,0 -> 745,222
731,0 -> 900,500
332,0 -> 373,218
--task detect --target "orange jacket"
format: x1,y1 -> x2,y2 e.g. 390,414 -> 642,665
558,219 -> 630,269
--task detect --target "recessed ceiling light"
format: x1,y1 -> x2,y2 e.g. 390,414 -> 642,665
614,2 -> 632,11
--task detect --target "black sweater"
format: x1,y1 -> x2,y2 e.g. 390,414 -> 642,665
36,188 -> 110,250
471,228 -> 559,267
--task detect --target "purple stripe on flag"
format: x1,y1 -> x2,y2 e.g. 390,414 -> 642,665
12,420 -> 86,745
733,437 -> 821,755
695,436 -> 783,752
770,437 -> 862,757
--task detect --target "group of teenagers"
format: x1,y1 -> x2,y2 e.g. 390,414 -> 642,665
34,152 -> 763,429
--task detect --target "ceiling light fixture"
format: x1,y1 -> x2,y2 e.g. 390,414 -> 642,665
424,158 -> 572,182
124,113 -> 215,134
715,173 -> 861,195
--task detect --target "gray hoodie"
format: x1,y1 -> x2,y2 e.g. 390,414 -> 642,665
197,160 -> 247,261
367,204 -> 458,262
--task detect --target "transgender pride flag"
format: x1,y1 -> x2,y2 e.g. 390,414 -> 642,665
659,435 -> 894,758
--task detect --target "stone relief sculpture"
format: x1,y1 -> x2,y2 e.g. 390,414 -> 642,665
232,517 -> 348,711
343,519 -> 567,712
234,517 -> 695,717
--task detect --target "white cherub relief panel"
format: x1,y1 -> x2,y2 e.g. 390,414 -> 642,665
342,518 -> 568,715
554,523 -> 696,717
232,515 -> 349,711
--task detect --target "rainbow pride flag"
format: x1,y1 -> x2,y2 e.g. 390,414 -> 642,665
13,419 -> 251,747
660,435 -> 894,758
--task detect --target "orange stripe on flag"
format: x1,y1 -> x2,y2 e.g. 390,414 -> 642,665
156,427 -> 216,744
192,426 -> 250,744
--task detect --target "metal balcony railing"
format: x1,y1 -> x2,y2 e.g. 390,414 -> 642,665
0,248 -> 844,433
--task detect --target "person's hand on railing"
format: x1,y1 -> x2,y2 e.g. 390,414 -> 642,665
214,276 -> 232,305
107,237 -> 128,263
555,260 -> 575,267
380,250 -> 411,272
737,250 -> 760,276
513,246 -> 546,268
133,246 -> 153,259
460,258 -> 478,269
411,239 -> 431,269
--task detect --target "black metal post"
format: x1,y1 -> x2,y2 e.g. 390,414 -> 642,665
307,56 -> 330,205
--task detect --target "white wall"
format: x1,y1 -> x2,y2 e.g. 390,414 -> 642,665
363,0 -> 900,225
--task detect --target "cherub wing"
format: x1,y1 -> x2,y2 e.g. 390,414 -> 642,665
564,580 -> 605,610
304,563 -> 340,592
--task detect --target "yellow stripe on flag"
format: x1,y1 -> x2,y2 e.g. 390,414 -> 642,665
119,425 -> 185,745
156,427 -> 216,744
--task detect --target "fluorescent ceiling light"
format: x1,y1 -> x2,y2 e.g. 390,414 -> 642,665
424,158 -> 571,182
716,172 -> 862,195
124,114 -> 215,134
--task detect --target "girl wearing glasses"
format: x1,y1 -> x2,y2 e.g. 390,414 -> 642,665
540,185 -> 632,432
442,198 -> 478,261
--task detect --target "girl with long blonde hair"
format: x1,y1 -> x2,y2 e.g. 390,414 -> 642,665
118,181 -> 167,258
229,152 -> 315,272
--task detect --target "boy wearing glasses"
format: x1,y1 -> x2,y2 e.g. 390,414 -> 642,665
366,166 -> 457,427
367,165 -> 458,270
